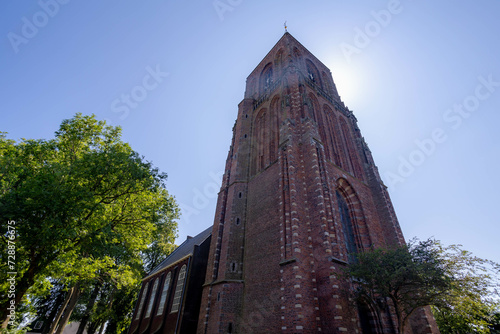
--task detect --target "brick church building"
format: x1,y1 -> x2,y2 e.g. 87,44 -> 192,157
129,32 -> 440,334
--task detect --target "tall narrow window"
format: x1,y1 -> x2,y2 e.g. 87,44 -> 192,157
260,64 -> 273,92
274,49 -> 284,73
145,278 -> 159,318
264,70 -> 272,90
254,109 -> 267,172
135,282 -> 149,320
308,93 -> 319,122
339,118 -> 363,179
156,272 -> 172,315
306,59 -> 321,88
324,105 -> 341,166
336,191 -> 357,263
170,265 -> 187,313
269,96 -> 280,163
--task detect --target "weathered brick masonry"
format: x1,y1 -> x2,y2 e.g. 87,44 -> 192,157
197,32 -> 440,334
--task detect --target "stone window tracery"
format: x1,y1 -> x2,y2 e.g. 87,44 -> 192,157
170,265 -> 187,313
145,277 -> 159,318
156,272 -> 172,315
135,282 -> 149,320
336,190 -> 358,263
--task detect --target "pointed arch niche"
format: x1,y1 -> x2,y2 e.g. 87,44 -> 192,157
252,108 -> 267,174
260,63 -> 273,93
269,95 -> 280,163
274,48 -> 284,75
305,59 -> 322,88
335,178 -> 371,262
323,104 -> 342,167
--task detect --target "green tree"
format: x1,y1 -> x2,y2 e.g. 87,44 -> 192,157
0,114 -> 178,328
346,239 -> 453,334
142,240 -> 176,273
431,243 -> 500,334
346,239 -> 500,334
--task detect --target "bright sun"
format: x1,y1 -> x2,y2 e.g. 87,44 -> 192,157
328,62 -> 361,105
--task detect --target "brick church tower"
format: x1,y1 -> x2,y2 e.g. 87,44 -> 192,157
197,32 -> 439,334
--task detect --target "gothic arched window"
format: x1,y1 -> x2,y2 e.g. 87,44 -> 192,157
306,59 -> 321,87
336,190 -> 358,263
254,109 -> 267,172
260,64 -> 273,92
339,118 -> 363,180
145,277 -> 159,318
135,282 -> 149,320
269,96 -> 280,163
324,105 -> 341,166
170,265 -> 187,313
308,93 -> 319,122
156,272 -> 172,316
274,48 -> 284,71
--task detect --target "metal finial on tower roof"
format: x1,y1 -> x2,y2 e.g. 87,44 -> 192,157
284,21 -> 287,32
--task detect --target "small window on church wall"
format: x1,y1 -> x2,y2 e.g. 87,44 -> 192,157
135,282 -> 149,320
170,265 -> 187,313
145,278 -> 159,318
307,62 -> 315,82
264,69 -> 272,90
156,272 -> 172,315
306,60 -> 321,88
260,64 -> 273,92
336,190 -> 358,263
308,69 -> 315,82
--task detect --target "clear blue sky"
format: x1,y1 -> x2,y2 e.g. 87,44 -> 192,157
1,1 -> 499,263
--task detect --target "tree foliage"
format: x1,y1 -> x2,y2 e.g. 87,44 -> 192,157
346,239 -> 500,334
346,239 -> 452,334
0,114 -> 179,329
430,243 -> 500,334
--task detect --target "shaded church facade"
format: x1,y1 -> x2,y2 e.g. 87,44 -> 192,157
129,227 -> 211,334
130,32 -> 440,334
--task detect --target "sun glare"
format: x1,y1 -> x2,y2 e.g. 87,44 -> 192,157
327,61 -> 361,105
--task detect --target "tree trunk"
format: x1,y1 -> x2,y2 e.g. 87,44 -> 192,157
0,252 -> 58,326
48,286 -> 75,334
87,320 -> 101,334
54,282 -> 81,334
390,297 -> 404,334
1,273 -> 35,328
97,322 -> 106,334
49,290 -> 71,334
42,288 -> 67,334
76,282 -> 101,334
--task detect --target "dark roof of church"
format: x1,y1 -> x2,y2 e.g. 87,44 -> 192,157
146,226 -> 212,278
